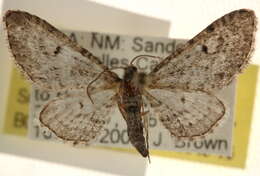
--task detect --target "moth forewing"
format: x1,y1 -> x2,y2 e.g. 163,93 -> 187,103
4,10 -> 119,90
148,9 -> 256,92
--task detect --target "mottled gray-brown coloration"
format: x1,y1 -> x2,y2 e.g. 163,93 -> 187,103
147,89 -> 225,138
146,9 -> 257,139
4,9 -> 256,159
4,10 -> 119,91
39,90 -> 116,144
150,9 -> 256,92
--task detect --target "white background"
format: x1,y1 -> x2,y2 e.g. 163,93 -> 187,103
0,0 -> 260,176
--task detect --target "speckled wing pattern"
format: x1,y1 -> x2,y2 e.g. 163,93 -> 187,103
146,9 -> 256,138
40,90 -> 117,144
4,10 -> 119,90
4,10 -> 119,144
149,9 -> 256,92
145,89 -> 225,138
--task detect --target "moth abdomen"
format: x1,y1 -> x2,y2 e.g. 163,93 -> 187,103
126,117 -> 148,157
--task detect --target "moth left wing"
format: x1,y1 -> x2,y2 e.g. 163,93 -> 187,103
39,89 -> 117,143
4,10 -> 119,90
148,9 -> 256,92
144,89 -> 225,138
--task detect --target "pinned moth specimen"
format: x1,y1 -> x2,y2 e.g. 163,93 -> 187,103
3,9 -> 256,159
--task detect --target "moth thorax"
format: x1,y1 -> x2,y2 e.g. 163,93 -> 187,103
137,72 -> 147,86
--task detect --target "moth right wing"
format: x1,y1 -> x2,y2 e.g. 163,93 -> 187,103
144,89 -> 225,138
39,89 -> 117,144
4,10 -> 119,90
148,9 -> 256,92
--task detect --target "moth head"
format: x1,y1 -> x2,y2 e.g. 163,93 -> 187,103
123,66 -> 138,82
123,66 -> 148,87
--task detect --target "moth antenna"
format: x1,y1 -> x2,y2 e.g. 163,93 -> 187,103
87,70 -> 106,104
130,55 -> 162,66
87,67 -> 125,104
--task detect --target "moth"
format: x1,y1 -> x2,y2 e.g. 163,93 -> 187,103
4,9 -> 256,159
